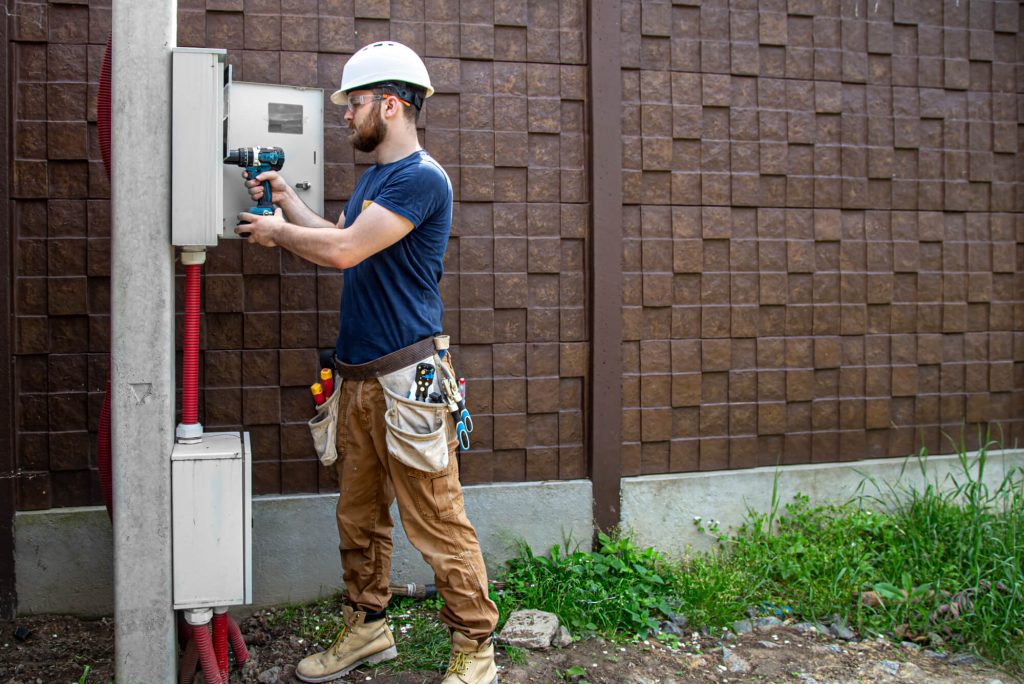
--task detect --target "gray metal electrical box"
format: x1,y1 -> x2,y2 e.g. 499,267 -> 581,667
171,48 -> 229,247
171,431 -> 252,609
223,82 -> 324,235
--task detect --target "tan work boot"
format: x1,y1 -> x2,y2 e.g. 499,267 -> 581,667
440,631 -> 498,684
295,604 -> 397,683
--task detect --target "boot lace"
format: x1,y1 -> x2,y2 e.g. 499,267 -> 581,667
327,624 -> 350,653
446,651 -> 469,677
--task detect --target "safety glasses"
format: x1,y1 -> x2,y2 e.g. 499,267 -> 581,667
344,93 -> 411,112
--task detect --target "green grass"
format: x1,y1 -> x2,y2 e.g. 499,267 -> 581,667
74,665 -> 112,684
493,428 -> 1024,672
384,597 -> 453,671
267,593 -> 348,647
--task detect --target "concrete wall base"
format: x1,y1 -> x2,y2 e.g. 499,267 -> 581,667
15,479 -> 593,616
17,448 -> 1023,616
621,448 -> 1024,558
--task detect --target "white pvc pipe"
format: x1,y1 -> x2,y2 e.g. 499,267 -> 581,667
111,1 -> 178,681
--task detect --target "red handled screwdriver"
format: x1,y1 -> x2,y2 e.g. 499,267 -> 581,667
320,368 -> 334,398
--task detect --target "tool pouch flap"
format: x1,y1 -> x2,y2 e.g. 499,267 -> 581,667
379,383 -> 449,473
307,382 -> 341,466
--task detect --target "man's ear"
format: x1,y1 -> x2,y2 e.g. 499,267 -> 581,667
382,97 -> 402,121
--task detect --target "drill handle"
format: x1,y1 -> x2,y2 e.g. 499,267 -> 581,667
247,166 -> 276,211
259,179 -> 275,211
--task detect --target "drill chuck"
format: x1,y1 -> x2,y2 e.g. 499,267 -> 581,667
224,146 -> 285,171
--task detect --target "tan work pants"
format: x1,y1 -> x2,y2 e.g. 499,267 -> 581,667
333,373 -> 499,643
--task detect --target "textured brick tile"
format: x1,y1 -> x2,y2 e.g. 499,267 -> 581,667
48,5 -> 89,44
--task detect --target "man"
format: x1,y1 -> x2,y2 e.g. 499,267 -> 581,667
238,41 -> 499,684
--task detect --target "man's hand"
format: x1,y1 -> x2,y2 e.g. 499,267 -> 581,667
241,169 -> 336,230
236,208 -> 284,247
243,169 -> 292,205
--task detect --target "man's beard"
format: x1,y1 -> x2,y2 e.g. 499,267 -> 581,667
349,105 -> 386,153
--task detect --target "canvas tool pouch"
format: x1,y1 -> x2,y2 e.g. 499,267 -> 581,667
378,356 -> 450,472
307,380 -> 341,466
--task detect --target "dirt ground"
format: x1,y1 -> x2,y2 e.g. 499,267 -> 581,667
1,612 -> 1020,684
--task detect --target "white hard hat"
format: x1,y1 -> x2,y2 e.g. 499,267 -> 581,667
331,41 -> 434,105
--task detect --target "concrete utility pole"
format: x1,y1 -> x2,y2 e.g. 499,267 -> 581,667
111,1 -> 178,681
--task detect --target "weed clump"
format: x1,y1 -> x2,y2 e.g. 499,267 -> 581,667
495,533 -> 680,639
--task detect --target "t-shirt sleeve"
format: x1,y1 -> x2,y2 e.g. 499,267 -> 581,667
371,163 -> 449,229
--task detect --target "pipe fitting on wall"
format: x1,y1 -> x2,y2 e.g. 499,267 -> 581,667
184,607 -> 213,626
181,249 -> 207,266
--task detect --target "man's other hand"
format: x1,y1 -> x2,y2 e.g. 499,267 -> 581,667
236,208 -> 284,247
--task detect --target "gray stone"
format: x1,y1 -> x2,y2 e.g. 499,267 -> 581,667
792,622 -> 830,636
721,646 -> 751,674
949,653 -> 982,666
257,665 -> 281,683
900,663 -> 925,678
879,660 -> 900,676
830,618 -> 855,641
796,675 -> 819,684
554,625 -> 573,648
757,640 -> 780,649
658,620 -> 684,638
667,611 -> 688,629
498,609 -> 561,650
900,641 -> 920,651
987,679 -> 1005,684
731,619 -> 753,635
927,631 -> 946,647
753,616 -> 783,631
924,649 -> 948,660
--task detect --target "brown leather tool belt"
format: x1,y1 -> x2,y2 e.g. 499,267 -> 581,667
333,336 -> 437,380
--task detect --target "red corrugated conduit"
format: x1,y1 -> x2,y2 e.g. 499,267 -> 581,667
177,637 -> 198,684
181,263 -> 201,426
97,35 -> 113,520
191,623 -> 225,684
228,615 -> 250,667
212,611 -> 229,680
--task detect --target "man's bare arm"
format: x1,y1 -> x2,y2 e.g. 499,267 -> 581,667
238,202 -> 413,270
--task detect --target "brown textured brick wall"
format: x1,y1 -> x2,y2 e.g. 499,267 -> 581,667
8,0 -> 588,510
620,0 -> 1024,476
11,0 -> 112,509
7,0 -> 1024,512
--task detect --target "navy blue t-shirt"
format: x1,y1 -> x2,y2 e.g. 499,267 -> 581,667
335,149 -> 452,365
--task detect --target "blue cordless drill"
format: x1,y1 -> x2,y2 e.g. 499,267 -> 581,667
224,146 -> 286,236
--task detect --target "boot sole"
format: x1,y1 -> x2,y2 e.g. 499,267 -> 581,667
295,645 -> 399,683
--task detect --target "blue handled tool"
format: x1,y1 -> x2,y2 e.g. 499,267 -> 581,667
434,352 -> 474,451
224,146 -> 286,237
453,417 -> 470,451
439,374 -> 472,451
